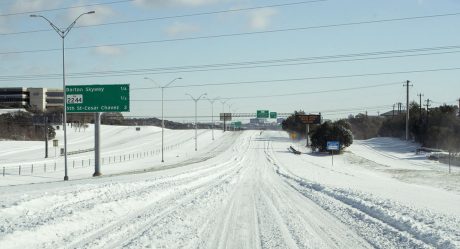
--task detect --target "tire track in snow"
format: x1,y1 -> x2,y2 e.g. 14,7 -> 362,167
70,164 -> 244,249
195,134 -> 263,249
0,137 -> 244,249
67,132 -> 250,249
265,140 -> 460,248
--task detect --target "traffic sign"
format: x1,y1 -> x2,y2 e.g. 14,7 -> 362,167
270,112 -> 277,119
296,114 -> 321,124
257,110 -> 269,118
220,113 -> 232,121
66,84 -> 130,113
327,141 -> 340,151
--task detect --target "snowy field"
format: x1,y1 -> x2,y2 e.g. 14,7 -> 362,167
0,127 -> 459,249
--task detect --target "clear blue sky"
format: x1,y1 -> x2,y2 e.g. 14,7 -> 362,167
1,0 -> 459,122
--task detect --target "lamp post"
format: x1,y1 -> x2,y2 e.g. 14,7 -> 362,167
144,77 -> 182,162
186,93 -> 207,151
205,96 -> 220,140
31,11 -> 95,181
219,99 -> 229,132
220,99 -> 229,113
228,103 -> 235,113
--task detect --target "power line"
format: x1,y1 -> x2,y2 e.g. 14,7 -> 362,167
0,0 -> 135,17
2,11 -> 460,55
166,67 -> 460,88
131,82 -> 402,102
0,0 -> 327,36
1,44 -> 460,81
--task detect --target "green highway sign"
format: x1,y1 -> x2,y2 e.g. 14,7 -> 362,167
66,84 -> 130,113
256,110 -> 269,118
270,112 -> 277,119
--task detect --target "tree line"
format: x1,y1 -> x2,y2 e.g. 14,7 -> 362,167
282,104 -> 460,153
348,103 -> 460,151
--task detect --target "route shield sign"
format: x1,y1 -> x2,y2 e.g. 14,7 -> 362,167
257,110 -> 269,118
66,84 -> 130,113
270,112 -> 277,119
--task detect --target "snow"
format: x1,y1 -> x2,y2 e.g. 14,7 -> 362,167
0,128 -> 459,248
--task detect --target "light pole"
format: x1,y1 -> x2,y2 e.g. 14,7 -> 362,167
144,77 -> 182,162
205,96 -> 220,140
31,11 -> 95,181
186,93 -> 207,151
228,103 -> 235,113
219,99 -> 229,132
220,99 -> 229,113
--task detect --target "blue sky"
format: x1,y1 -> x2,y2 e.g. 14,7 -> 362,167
0,0 -> 459,122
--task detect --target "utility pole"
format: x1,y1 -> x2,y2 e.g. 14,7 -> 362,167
403,81 -> 413,141
425,99 -> 432,122
417,93 -> 424,121
392,104 -> 395,118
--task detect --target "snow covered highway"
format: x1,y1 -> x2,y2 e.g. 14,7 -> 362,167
1,130 -> 459,249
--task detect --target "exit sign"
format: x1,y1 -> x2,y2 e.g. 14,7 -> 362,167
66,84 -> 130,113
257,110 -> 269,118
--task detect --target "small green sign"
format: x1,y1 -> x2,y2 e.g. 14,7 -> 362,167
257,110 -> 269,118
66,84 -> 130,113
270,112 -> 277,119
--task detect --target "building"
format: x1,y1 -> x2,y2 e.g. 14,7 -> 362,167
0,87 -> 63,112
0,87 -> 28,108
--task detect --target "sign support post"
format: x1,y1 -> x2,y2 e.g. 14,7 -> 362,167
332,149 -> 334,166
45,116 -> 48,158
220,113 -> 232,132
93,112 -> 101,177
306,124 -> 310,147
296,114 -> 320,147
327,141 -> 340,166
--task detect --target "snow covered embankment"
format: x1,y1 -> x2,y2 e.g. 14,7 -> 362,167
266,144 -> 460,249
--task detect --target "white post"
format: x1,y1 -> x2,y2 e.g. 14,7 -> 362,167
195,99 -> 198,151
161,87 -> 164,162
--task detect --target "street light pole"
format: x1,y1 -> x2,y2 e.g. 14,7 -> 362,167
219,99 -> 229,132
31,11 -> 95,181
144,77 -> 182,162
205,97 -> 220,140
186,93 -> 207,151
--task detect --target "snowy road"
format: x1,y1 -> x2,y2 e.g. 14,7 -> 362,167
1,131 -> 459,248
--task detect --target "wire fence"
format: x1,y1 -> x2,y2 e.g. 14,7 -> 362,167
0,131 -> 207,177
